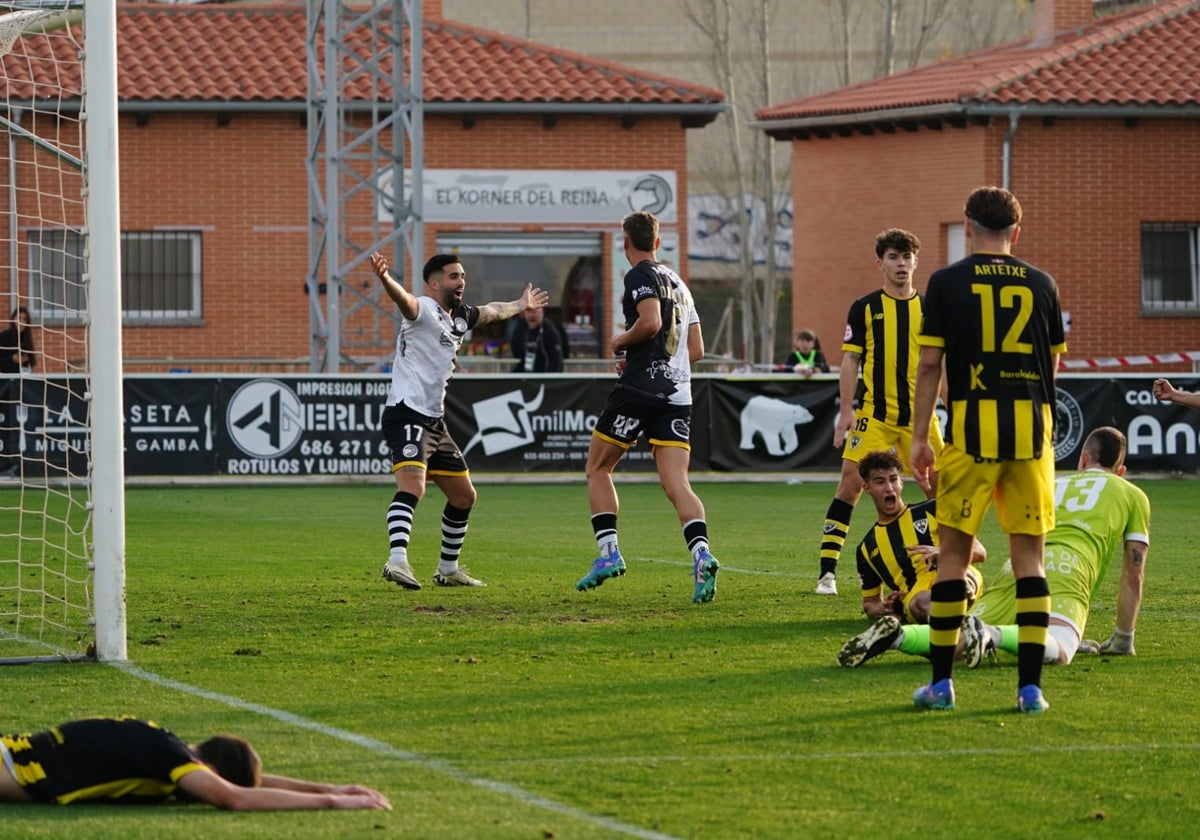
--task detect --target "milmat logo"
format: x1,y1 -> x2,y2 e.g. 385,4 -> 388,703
228,379 -> 304,458
463,387 -> 546,456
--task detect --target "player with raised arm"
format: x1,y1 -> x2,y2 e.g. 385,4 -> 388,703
910,187 -> 1066,713
575,210 -> 720,604
813,229 -> 943,596
370,252 -> 548,590
0,716 -> 390,810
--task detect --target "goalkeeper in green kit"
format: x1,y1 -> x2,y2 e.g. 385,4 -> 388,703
842,426 -> 1149,667
961,426 -> 1149,665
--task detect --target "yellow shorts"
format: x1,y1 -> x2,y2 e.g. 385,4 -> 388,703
901,565 -> 983,622
935,442 -> 1056,537
842,411 -> 943,472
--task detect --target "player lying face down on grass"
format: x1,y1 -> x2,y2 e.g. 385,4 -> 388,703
0,716 -> 390,810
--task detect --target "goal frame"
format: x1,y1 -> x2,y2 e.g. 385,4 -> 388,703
84,0 -> 126,662
0,1 -> 125,664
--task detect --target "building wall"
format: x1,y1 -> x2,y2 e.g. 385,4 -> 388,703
789,126 -> 989,364
1002,118 -> 1200,364
789,117 -> 1200,369
3,111 -> 689,372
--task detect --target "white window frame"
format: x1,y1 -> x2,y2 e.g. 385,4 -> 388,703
26,228 -> 202,322
1141,222 -> 1200,313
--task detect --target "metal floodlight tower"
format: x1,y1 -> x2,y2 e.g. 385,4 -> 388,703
306,0 -> 424,373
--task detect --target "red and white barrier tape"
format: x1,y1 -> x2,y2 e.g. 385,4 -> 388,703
1059,351 -> 1200,370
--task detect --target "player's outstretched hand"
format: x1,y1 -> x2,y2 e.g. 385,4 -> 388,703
331,786 -> 392,810
519,283 -> 550,312
369,252 -> 389,280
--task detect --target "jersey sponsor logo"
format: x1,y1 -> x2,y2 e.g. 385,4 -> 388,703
969,362 -> 987,390
227,379 -> 304,459
648,360 -> 687,383
1054,387 -> 1085,461
611,413 -> 640,439
670,418 -> 690,440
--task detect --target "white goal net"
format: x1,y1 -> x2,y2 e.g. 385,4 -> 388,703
0,1 -> 124,663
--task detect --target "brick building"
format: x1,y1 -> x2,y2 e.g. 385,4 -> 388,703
0,0 -> 723,372
756,0 -> 1200,371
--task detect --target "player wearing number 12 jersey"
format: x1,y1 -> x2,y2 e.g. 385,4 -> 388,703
577,210 -> 721,604
910,186 -> 1067,713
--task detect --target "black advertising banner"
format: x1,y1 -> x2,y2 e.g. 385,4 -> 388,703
2,374 -> 1199,477
1106,376 -> 1200,473
0,374 -> 90,478
442,376 -> 664,473
707,377 -> 843,471
213,377 -> 391,477
124,376 -> 220,474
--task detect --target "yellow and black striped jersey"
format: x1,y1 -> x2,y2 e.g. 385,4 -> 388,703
918,252 -> 1067,460
841,289 -> 924,427
856,499 -> 938,597
2,716 -> 208,804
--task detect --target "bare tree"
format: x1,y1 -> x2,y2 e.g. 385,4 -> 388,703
823,0 -> 860,86
675,0 -> 1034,364
681,0 -> 791,365
877,0 -> 898,76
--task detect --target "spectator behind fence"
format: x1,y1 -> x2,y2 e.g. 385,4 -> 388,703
511,307 -> 565,373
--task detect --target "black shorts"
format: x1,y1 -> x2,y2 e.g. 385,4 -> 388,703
381,402 -> 469,475
592,384 -> 692,450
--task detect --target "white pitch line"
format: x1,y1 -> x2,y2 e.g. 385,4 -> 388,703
112,661 -> 681,840
469,741 -> 1200,767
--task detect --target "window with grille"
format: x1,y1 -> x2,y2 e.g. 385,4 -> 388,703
27,229 -> 202,321
1141,223 -> 1199,312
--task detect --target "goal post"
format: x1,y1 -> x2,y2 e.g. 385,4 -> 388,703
84,0 -> 126,663
0,0 -> 124,663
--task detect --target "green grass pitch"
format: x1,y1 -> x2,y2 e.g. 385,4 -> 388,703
2,477 -> 1200,838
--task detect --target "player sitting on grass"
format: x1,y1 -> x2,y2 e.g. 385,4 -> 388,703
0,716 -> 390,810
841,427 -> 1148,669
836,450 -> 984,667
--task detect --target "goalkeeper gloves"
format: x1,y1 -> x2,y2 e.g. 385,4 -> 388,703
1080,629 -> 1135,655
1099,628 -> 1135,655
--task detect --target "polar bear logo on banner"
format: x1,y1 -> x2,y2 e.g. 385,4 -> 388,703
739,396 -> 814,456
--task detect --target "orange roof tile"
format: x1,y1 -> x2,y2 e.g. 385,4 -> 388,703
1,2 -> 724,113
756,0 -> 1200,131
